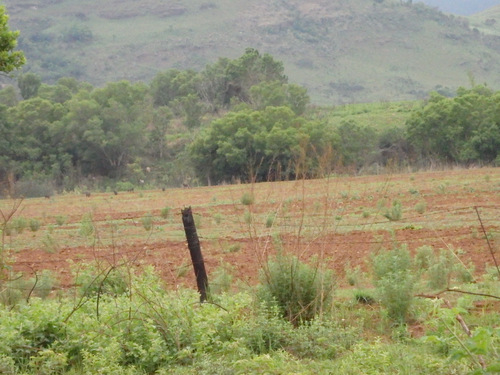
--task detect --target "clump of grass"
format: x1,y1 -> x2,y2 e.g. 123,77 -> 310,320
29,218 -> 41,232
213,213 -> 222,224
345,263 -> 365,287
79,213 -> 94,237
11,217 -> 27,234
259,254 -> 335,325
354,290 -> 376,305
223,243 -> 241,253
42,233 -> 60,253
265,213 -> 276,228
383,200 -> 403,221
244,210 -> 252,224
362,210 -> 370,218
55,215 -> 67,226
141,213 -> 154,231
241,191 -> 255,205
414,201 -> 427,214
160,207 -> 171,219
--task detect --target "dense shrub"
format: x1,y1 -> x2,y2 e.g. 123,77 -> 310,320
371,246 -> 415,323
258,254 -> 335,325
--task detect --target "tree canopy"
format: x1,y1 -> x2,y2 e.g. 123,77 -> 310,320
0,6 -> 25,73
1,44 -> 499,196
406,86 -> 500,164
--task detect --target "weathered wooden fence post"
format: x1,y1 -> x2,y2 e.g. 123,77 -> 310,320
181,207 -> 209,302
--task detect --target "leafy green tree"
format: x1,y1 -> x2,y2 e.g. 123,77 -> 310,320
0,85 -> 18,107
250,81 -> 310,115
18,72 -> 41,99
196,48 -> 288,112
5,97 -> 70,182
145,106 -> 173,160
78,81 -> 149,177
38,83 -> 72,103
336,120 -> 377,168
197,57 -> 230,111
222,48 -> 287,104
0,104 -> 13,182
0,6 -> 25,73
407,86 -> 500,163
150,69 -> 198,107
190,106 -> 334,184
171,93 -> 204,128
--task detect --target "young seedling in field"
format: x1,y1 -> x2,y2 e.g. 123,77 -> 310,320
29,218 -> 41,232
141,213 -> 154,231
383,200 -> 403,221
414,201 -> 427,214
241,192 -> 255,205
160,207 -> 171,219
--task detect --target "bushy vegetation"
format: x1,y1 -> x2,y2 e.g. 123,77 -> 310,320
0,255 -> 497,374
2,45 -> 499,194
258,254 -> 335,324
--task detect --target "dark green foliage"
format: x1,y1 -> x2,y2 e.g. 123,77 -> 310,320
222,48 -> 287,105
3,43 -> 500,192
150,69 -> 198,107
189,106 -> 337,183
354,290 -> 376,305
249,81 -> 310,115
0,6 -> 25,73
407,86 -> 500,163
336,120 -> 377,168
18,73 -> 41,100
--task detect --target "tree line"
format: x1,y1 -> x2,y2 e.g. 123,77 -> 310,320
1,48 -> 499,196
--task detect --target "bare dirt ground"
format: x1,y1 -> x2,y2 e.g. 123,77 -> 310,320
3,167 -> 499,291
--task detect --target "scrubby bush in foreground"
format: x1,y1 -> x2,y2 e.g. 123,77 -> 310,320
258,254 -> 335,325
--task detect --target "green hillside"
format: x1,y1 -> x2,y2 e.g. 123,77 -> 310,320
470,5 -> 500,35
4,0 -> 500,104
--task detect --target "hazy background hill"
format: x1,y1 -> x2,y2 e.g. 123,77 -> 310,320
417,0 -> 500,15
5,0 -> 500,104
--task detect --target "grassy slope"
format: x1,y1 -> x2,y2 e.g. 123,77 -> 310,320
470,5 -> 500,34
5,0 -> 500,104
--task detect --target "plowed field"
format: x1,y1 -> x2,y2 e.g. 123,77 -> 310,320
2,167 -> 499,291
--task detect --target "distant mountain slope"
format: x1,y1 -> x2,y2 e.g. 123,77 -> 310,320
470,5 -> 500,35
416,0 -> 500,16
5,0 -> 500,104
